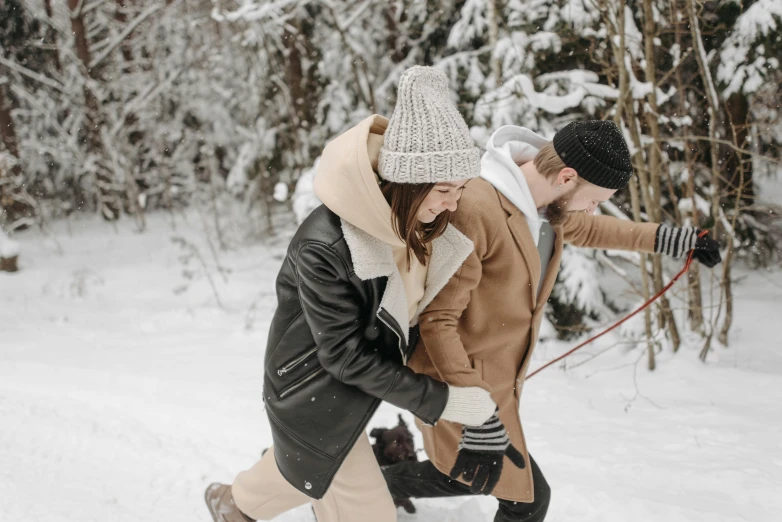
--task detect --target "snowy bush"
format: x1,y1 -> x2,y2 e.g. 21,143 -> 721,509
0,227 -> 20,272
292,158 -> 322,225
548,246 -> 613,340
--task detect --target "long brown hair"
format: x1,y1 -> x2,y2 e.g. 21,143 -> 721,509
380,181 -> 450,269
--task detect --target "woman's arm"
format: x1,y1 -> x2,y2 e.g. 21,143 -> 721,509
295,241 -> 448,425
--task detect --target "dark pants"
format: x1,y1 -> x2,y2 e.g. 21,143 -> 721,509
382,455 -> 550,522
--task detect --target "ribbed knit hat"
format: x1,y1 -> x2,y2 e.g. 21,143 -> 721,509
378,66 -> 481,184
552,120 -> 633,190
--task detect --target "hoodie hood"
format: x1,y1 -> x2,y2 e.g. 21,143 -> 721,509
313,115 -> 403,248
311,115 -> 474,335
479,126 -> 550,245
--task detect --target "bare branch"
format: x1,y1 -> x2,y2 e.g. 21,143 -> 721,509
89,3 -> 165,69
0,56 -> 65,92
658,135 -> 782,165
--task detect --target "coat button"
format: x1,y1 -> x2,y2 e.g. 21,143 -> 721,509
305,481 -> 312,490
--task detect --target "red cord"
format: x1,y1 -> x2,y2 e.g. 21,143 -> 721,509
526,230 -> 708,380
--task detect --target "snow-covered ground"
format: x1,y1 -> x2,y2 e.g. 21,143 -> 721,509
2,211 -> 781,522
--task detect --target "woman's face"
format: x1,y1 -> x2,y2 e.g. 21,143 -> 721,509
416,180 -> 469,223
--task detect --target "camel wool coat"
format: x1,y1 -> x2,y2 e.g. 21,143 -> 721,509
409,178 -> 659,503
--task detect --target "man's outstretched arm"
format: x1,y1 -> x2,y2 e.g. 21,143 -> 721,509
562,212 -> 721,267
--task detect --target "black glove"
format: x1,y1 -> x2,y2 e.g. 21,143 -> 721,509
654,225 -> 721,268
448,410 -> 526,495
692,233 -> 722,268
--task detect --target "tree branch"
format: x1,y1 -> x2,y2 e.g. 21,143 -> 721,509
0,56 -> 65,92
89,3 -> 165,69
657,135 -> 782,165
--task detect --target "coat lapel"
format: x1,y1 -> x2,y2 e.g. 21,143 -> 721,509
414,223 -> 474,322
341,219 -> 409,344
498,193 -> 540,307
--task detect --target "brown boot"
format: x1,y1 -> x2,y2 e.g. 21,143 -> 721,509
204,483 -> 255,522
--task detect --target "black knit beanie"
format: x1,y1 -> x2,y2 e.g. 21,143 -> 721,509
552,120 -> 633,190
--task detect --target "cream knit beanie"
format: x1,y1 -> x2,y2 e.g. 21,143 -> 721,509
378,66 -> 481,184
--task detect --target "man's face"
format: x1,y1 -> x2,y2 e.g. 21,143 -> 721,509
546,179 -> 617,226
561,181 -> 617,214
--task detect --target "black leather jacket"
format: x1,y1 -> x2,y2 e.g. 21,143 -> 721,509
263,205 -> 449,499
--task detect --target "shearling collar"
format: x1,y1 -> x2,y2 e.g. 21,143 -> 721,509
341,219 -> 473,344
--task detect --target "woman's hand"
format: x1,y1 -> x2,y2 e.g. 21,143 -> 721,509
438,386 -> 496,426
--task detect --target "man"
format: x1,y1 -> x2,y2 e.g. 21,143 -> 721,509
382,121 -> 721,522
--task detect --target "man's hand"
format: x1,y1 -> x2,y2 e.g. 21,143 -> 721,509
692,232 -> 721,268
449,410 -> 526,495
654,225 -> 721,268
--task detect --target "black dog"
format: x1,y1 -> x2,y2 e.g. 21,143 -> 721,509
370,414 -> 418,514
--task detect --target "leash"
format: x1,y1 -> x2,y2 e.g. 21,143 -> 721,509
526,231 -> 708,380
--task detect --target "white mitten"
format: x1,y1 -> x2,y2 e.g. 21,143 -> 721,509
438,386 -> 496,426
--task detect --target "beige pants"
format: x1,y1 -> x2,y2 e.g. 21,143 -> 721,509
232,433 -> 396,522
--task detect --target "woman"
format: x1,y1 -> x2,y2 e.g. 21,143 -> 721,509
204,67 -> 497,522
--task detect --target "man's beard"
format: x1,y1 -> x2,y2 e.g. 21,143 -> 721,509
545,195 -> 570,226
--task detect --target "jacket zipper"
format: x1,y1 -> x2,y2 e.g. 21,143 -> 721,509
377,307 -> 407,365
279,367 -> 326,399
277,348 -> 318,377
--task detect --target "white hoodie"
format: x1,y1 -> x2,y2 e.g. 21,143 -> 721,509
479,126 -> 550,245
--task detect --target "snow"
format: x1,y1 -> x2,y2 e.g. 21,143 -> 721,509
475,74 -> 587,123
273,182 -> 289,203
513,75 -> 586,115
292,158 -> 322,225
225,141 -> 256,195
553,247 -> 611,320
0,228 -> 20,258
755,170 -> 782,206
2,212 -> 782,522
447,0 -> 489,50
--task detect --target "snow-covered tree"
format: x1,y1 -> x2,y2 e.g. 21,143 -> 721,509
1,0 -> 779,358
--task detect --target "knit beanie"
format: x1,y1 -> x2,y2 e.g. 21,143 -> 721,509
378,66 -> 481,184
552,120 -> 634,190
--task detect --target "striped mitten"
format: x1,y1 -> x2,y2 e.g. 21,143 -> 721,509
448,410 -> 526,495
654,225 -> 721,268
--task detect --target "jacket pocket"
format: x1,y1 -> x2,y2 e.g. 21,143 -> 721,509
277,347 -> 318,377
279,367 -> 327,399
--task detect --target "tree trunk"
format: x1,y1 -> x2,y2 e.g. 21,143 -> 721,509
0,87 -> 20,160
686,0 -> 721,237
0,254 -> 18,272
723,92 -> 753,206
621,95 -> 659,368
70,0 -> 91,67
609,0 -> 655,370
715,93 -> 750,347
672,0 -> 704,333
0,86 -> 33,224
43,0 -> 61,71
642,0 -> 679,349
384,3 -> 406,64
718,245 -> 733,347
284,24 -> 305,126
687,0 -> 736,354
69,0 -> 121,220
487,0 -> 501,86
115,0 -> 135,64
641,0 -> 662,227
0,226 -> 19,272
